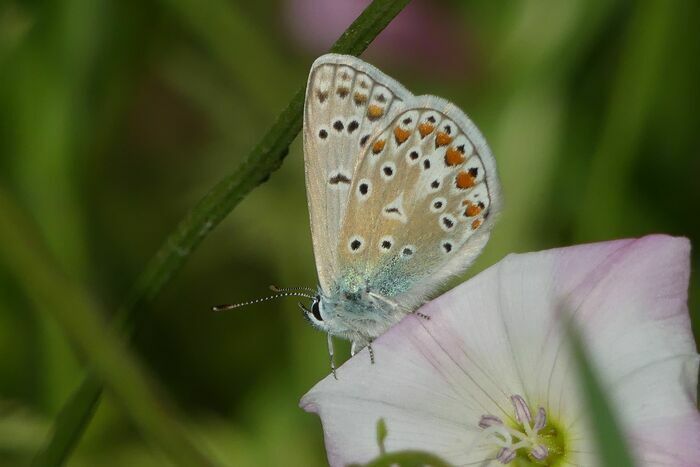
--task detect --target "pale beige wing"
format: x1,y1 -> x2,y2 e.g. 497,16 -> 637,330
337,96 -> 501,309
303,54 -> 410,293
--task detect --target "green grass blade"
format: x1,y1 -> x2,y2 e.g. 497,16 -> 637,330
31,375 -> 102,467
567,319 -> 635,466
0,189 -> 218,467
158,0 -> 294,114
576,0 -> 676,240
33,0 -> 411,465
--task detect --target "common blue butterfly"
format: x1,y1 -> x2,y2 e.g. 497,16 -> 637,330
218,54 -> 501,376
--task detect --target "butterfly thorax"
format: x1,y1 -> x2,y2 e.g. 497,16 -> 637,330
315,282 -> 406,343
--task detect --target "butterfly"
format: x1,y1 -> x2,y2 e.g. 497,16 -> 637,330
217,54 -> 501,376
301,53 -> 501,371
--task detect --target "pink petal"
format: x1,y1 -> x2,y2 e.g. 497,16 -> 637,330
300,317 -> 499,465
300,236 -> 699,465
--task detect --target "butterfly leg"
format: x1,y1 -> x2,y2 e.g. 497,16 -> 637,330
412,310 -> 431,320
327,333 -> 338,380
351,339 -> 374,364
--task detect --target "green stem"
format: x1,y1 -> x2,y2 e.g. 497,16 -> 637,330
33,0 -> 411,465
0,189 -> 218,467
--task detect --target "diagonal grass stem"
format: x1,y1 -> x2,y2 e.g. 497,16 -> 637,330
32,0 -> 411,465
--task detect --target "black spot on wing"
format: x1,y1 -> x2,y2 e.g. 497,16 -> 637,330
329,174 -> 351,185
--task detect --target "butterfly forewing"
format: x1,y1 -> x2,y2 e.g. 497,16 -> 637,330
303,55 -> 411,293
337,96 -> 500,306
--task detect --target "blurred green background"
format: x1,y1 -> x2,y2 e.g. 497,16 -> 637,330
0,0 -> 698,465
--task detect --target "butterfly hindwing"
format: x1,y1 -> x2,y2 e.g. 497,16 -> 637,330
337,96 -> 501,308
303,54 -> 411,292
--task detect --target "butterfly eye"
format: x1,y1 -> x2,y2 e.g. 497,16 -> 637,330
311,299 -> 323,321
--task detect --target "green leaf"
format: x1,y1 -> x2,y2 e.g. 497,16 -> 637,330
567,318 -> 635,466
346,418 -> 453,467
33,0 -> 411,465
359,450 -> 453,467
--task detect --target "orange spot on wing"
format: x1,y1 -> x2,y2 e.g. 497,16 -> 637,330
471,219 -> 482,230
444,146 -> 466,166
354,93 -> 368,105
436,131 -> 453,147
455,171 -> 476,189
394,127 -> 411,145
462,201 -> 482,217
367,105 -> 384,120
372,139 -> 386,154
418,123 -> 435,138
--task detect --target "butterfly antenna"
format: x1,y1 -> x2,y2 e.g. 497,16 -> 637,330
212,291 -> 314,312
269,284 -> 316,294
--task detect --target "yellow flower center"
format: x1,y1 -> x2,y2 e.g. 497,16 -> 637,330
479,395 -> 568,465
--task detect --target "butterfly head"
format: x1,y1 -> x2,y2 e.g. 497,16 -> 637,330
299,294 -> 328,330
299,286 -> 403,342
300,290 -> 359,335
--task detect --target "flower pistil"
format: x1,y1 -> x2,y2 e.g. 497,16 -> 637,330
479,395 -> 563,464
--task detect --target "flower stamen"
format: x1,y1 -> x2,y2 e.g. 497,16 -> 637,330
479,395 -> 552,464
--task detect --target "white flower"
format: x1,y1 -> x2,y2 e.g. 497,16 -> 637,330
301,235 -> 700,466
